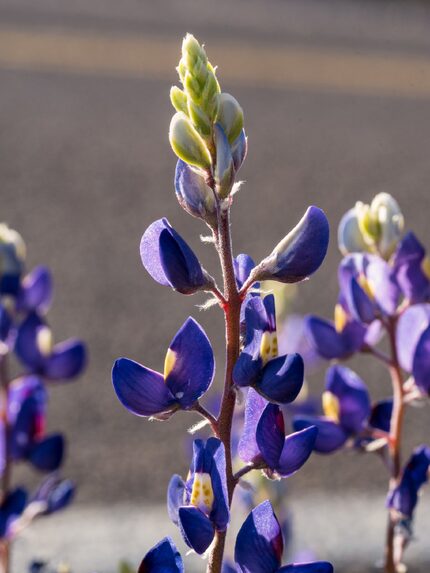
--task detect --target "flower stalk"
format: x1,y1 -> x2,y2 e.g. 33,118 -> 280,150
0,352 -> 10,573
384,317 -> 405,573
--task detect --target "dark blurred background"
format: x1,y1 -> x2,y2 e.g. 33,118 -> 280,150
1,0 -> 430,570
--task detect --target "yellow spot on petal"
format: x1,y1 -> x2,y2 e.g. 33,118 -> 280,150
357,273 -> 375,300
334,304 -> 348,333
36,326 -> 53,357
260,331 -> 278,365
421,256 -> 430,281
164,348 -> 177,380
322,391 -> 340,422
190,472 -> 214,513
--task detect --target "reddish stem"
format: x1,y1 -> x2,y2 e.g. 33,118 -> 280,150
206,205 -> 242,573
384,317 -> 405,573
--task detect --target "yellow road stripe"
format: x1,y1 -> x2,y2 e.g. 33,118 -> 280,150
0,27 -> 430,99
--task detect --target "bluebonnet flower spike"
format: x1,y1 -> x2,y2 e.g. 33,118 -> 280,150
235,500 -> 333,572
113,317 -> 215,417
249,207 -> 329,285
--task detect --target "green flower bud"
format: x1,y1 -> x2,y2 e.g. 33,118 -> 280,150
172,34 -> 222,137
355,193 -> 404,259
216,93 -> 244,145
214,123 -> 235,199
169,112 -> 212,170
182,34 -> 207,73
170,86 -> 188,114
188,100 -> 212,136
338,208 -> 369,256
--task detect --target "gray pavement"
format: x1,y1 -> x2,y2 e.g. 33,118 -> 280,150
0,0 -> 430,570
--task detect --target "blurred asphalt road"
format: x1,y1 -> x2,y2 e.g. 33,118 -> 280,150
1,0 -> 430,569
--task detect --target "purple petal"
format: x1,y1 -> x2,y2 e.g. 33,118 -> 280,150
412,325 -> 430,395
397,304 -> 430,372
139,537 -> 184,573
392,232 -> 430,303
231,129 -> 247,172
267,207 -> 330,283
278,314 -> 322,373
343,277 -> 376,324
0,487 -> 27,538
112,358 -> 175,416
15,313 -> 45,371
178,506 -> 215,554
238,388 -> 268,464
192,438 -> 229,531
174,160 -> 216,226
222,561 -> 237,573
325,366 -> 370,434
234,254 -> 256,290
365,258 -> 400,316
165,317 -> 214,408
369,399 -> 393,433
140,218 -> 207,294
305,316 -> 365,360
235,500 -> 283,573
255,403 -> 285,469
10,377 -> 46,460
277,426 -> 318,477
31,475 -> 75,515
29,434 -> 64,472
364,320 -> 384,347
258,354 -> 304,404
17,266 -> 53,313
45,339 -> 86,380
387,445 -> 430,518
293,416 -> 348,454
167,475 -> 185,526
0,305 -> 12,342
279,563 -> 333,573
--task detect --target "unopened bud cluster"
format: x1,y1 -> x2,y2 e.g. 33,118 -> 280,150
169,34 -> 246,202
